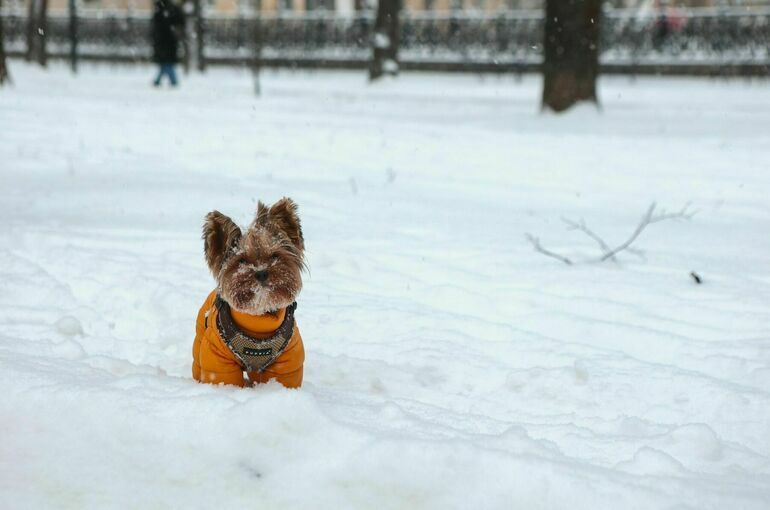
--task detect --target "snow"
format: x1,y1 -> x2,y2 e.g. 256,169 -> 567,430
374,32 -> 391,49
382,59 -> 399,74
2,63 -> 770,508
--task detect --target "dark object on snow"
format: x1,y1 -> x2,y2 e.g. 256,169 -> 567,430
690,271 -> 702,284
152,0 -> 185,64
542,0 -> 602,112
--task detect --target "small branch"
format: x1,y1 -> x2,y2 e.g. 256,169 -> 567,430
562,216 -> 617,262
527,202 -> 695,265
648,202 -> 697,223
599,202 -> 695,262
599,202 -> 656,261
525,233 -> 573,265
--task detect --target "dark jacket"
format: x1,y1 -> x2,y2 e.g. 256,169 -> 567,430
152,0 -> 185,64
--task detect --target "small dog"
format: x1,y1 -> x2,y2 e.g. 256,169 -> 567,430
192,198 -> 306,388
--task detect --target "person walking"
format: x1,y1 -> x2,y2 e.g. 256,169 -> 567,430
151,0 -> 185,87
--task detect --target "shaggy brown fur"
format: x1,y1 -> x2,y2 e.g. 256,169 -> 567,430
203,198 -> 305,315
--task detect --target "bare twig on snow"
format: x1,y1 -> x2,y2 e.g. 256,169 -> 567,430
524,233 -> 573,265
527,202 -> 696,265
599,202 -> 695,261
562,216 -> 616,261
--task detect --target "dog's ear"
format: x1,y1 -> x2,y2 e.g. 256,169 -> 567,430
203,211 -> 242,274
255,200 -> 270,225
261,198 -> 304,252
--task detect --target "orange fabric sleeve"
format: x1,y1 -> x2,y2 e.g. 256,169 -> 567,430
192,292 -> 217,382
192,291 -> 243,386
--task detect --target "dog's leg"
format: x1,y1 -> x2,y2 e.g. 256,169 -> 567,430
198,332 -> 246,387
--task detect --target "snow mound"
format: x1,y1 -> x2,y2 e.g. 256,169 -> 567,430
55,316 -> 85,337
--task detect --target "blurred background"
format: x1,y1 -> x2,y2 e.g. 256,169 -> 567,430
1,0 -> 768,90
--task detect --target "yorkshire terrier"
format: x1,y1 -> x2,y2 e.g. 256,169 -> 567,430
192,198 -> 306,388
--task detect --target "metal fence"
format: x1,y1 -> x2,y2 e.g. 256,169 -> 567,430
2,7 -> 769,75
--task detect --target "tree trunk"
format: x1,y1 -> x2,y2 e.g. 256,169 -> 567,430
68,0 -> 78,73
38,0 -> 48,66
542,0 -> 601,113
252,14 -> 262,96
0,0 -> 10,85
369,0 -> 399,81
25,0 -> 36,61
26,0 -> 49,66
182,8 -> 190,73
193,0 -> 205,72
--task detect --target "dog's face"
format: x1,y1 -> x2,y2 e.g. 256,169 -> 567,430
203,198 -> 305,315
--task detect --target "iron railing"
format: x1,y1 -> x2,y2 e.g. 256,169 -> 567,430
2,7 -> 769,74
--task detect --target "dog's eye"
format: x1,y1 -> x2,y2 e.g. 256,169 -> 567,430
270,254 -> 279,264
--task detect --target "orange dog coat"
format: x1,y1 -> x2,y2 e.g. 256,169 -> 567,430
192,291 -> 304,388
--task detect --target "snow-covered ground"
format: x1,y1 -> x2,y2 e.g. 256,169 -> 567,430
1,63 -> 770,509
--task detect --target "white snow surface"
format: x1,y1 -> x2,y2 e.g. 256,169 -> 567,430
2,63 -> 770,509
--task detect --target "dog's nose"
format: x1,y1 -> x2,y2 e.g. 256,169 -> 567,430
255,270 -> 269,283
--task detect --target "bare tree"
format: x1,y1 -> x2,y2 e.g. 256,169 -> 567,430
0,0 -> 10,85
25,0 -> 34,61
192,0 -> 205,71
542,0 -> 602,112
526,203 -> 696,265
251,10 -> 262,96
26,0 -> 49,66
68,0 -> 78,73
369,0 -> 399,81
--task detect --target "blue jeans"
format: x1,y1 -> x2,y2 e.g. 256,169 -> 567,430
154,63 -> 178,86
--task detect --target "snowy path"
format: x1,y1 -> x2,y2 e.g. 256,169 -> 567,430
2,64 -> 770,509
